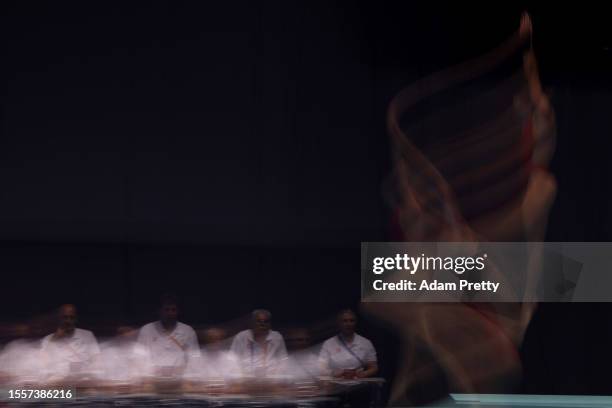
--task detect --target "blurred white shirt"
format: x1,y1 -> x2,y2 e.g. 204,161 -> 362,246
319,334 -> 376,373
184,349 -> 242,381
285,350 -> 322,380
40,328 -> 100,380
230,330 -> 288,376
93,339 -> 152,383
137,321 -> 200,369
0,339 -> 44,384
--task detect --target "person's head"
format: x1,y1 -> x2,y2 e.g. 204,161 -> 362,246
116,325 -> 138,342
159,293 -> 179,327
337,309 -> 357,337
203,327 -> 226,352
285,328 -> 311,351
57,304 -> 78,333
251,309 -> 272,337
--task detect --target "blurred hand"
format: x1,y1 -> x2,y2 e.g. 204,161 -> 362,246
355,370 -> 367,379
519,12 -> 532,39
342,369 -> 357,379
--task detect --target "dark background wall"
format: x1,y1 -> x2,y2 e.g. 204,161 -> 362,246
0,0 -> 611,397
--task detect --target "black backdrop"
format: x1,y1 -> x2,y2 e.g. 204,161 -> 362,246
1,0 -> 611,398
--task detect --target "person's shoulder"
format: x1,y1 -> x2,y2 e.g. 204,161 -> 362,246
270,330 -> 285,341
322,336 -> 339,348
355,333 -> 374,347
75,328 -> 94,336
234,329 -> 250,339
177,321 -> 196,332
136,322 -> 157,338
40,334 -> 53,350
75,328 -> 98,342
139,322 -> 157,332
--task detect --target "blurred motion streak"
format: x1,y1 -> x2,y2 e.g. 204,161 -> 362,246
365,13 -> 557,405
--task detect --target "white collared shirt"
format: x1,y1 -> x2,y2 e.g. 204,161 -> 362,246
40,328 -> 100,380
230,329 -> 288,376
319,333 -> 377,373
137,321 -> 200,368
41,328 -> 100,363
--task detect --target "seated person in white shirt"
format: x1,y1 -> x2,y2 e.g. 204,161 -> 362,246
201,327 -> 241,380
137,294 -> 200,377
40,304 -> 100,382
319,309 -> 378,379
0,324 -> 45,385
94,325 -> 153,384
230,309 -> 288,377
184,327 -> 241,383
284,327 -> 321,380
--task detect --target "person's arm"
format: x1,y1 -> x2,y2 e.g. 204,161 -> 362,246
276,335 -> 288,360
269,335 -> 289,374
520,12 -> 555,167
520,13 -> 552,117
356,340 -> 379,378
357,361 -> 379,378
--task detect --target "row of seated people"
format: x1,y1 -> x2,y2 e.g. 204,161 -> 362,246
0,295 -> 379,386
